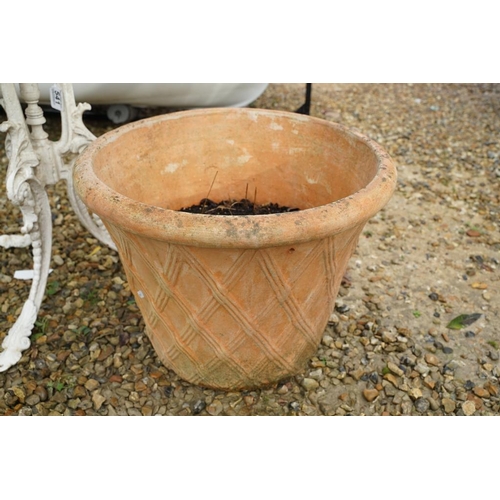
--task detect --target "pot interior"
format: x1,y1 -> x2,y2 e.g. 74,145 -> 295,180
92,109 -> 379,211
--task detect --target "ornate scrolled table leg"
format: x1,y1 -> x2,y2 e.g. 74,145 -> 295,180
55,84 -> 116,250
0,83 -> 115,372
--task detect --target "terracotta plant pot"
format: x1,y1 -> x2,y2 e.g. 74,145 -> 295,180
74,108 -> 396,390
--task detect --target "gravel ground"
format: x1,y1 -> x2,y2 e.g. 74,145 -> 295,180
1,83 -> 499,416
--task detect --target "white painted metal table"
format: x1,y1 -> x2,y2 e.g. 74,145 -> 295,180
0,83 -> 114,372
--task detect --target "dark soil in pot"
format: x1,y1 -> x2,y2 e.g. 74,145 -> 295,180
179,198 -> 300,216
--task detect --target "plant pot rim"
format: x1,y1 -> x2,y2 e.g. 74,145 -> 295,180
74,107 -> 397,249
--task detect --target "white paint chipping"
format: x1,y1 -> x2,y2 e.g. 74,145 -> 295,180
290,114 -> 310,122
162,159 -> 187,174
270,122 -> 283,130
247,111 -> 260,122
237,154 -> 252,165
305,175 -> 318,185
164,163 -> 179,173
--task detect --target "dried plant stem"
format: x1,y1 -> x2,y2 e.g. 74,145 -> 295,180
201,171 -> 218,214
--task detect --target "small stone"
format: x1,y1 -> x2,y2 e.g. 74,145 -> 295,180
464,331 -> 475,338
34,386 -> 48,402
383,373 -> 399,387
415,363 -> 430,376
462,400 -> 476,416
25,380 -> 37,394
322,335 -> 334,347
425,353 -> 440,366
53,254 -> 64,266
134,380 -> 148,392
301,378 -> 319,391
384,384 -> 397,397
277,384 -> 289,395
25,394 -> 41,406
338,392 -> 349,402
473,387 -> 490,398
328,313 -> 339,324
362,388 -> 379,402
488,350 -> 499,361
4,390 -> 19,407
464,380 -> 475,391
92,391 -> 106,411
483,382 -> 498,396
84,379 -> 100,391
468,394 -> 483,411
35,335 -> 47,345
471,282 -> 488,289
141,406 -> 153,416
63,330 -> 77,343
414,398 -> 430,414
67,399 -> 80,410
350,368 -> 365,381
423,376 -> 436,390
484,382 -> 498,396
73,385 -> 87,398
193,400 -> 206,414
310,358 -> 326,369
335,304 -> 350,314
409,388 -> 423,400
428,328 -> 438,338
466,229 -> 481,237
302,404 -> 317,415
388,362 -> 404,377
442,398 -> 456,413
0,274 -> 12,283
113,354 -> 124,368
482,291 -> 491,302
309,369 -> 323,381
62,302 -> 72,314
206,400 -> 223,416
97,345 -> 114,362
429,398 -> 440,411
12,387 -> 26,403
382,331 -> 397,343
52,392 -> 67,404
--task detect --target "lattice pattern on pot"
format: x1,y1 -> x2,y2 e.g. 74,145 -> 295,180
106,223 -> 362,390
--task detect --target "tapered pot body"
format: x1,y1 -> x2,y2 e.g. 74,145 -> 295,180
74,108 -> 396,390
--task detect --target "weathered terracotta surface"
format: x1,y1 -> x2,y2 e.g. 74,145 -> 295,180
74,108 -> 397,390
